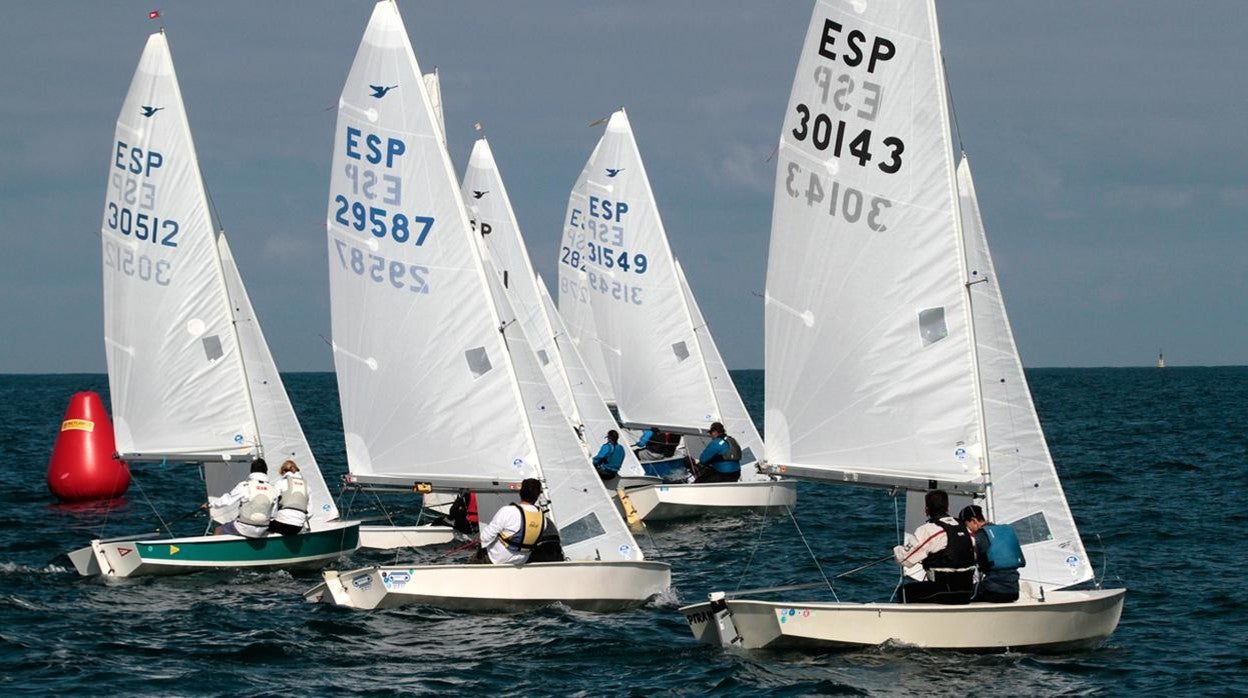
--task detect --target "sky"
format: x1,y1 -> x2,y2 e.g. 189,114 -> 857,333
1,1 -> 1245,373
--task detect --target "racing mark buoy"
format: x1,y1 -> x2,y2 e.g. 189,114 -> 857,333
46,391 -> 130,502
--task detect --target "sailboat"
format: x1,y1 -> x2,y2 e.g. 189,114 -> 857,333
558,109 -> 796,520
68,31 -> 359,579
680,0 -> 1124,650
461,137 -> 649,483
304,0 -> 669,611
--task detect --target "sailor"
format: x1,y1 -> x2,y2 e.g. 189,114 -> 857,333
475,478 -> 558,565
893,490 -> 976,604
592,430 -> 626,482
209,458 -> 275,539
692,422 -> 742,483
267,460 -> 309,536
958,504 -> 1026,603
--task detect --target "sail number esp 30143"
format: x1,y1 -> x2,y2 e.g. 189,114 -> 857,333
785,17 -> 904,232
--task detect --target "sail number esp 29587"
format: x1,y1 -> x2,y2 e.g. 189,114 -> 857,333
331,127 -> 434,295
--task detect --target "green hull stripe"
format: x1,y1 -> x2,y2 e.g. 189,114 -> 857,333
138,527 -> 359,563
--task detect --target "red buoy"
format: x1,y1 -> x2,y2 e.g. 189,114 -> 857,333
46,391 -> 130,502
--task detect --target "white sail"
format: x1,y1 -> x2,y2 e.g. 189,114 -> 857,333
556,135 -> 618,407
563,109 -> 719,432
216,235 -> 340,522
422,69 -> 447,150
764,1 -> 984,490
483,265 -> 642,561
957,158 -> 1092,587
538,277 -> 644,477
674,260 -> 764,479
101,32 -> 257,461
462,138 -> 644,477
462,139 -> 580,425
327,1 -> 537,489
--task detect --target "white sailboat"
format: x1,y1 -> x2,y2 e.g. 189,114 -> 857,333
680,0 -> 1123,651
461,137 -> 648,482
558,109 -> 796,520
305,0 -> 668,611
69,31 -> 359,579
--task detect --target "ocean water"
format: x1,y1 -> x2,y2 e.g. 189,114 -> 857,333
1,369 -> 1244,696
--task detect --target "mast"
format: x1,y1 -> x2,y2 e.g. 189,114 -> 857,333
930,2 -> 992,514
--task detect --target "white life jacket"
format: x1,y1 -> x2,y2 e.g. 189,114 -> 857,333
278,474 -> 309,513
237,479 -> 275,526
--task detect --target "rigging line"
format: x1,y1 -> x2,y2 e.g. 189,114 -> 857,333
733,486 -> 778,592
941,53 -> 966,156
785,504 -> 839,602
890,491 -> 904,603
130,476 -> 173,537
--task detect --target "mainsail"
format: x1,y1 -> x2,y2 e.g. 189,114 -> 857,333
562,110 -> 722,433
764,1 -> 985,491
328,1 -> 539,489
462,138 -> 643,477
101,32 -> 257,461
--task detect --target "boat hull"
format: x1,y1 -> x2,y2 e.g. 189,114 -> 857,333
679,588 -> 1125,652
68,521 -> 361,579
623,480 -> 797,521
358,524 -> 456,550
306,560 -> 671,612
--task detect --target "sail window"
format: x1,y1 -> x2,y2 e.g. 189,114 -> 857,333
558,512 -> 606,547
672,341 -> 690,362
536,349 -> 551,366
918,308 -> 948,346
1007,511 -> 1053,546
465,346 -> 493,378
202,335 -> 224,361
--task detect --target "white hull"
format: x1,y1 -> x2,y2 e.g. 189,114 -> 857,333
623,480 -> 797,521
358,524 -> 456,550
305,560 -> 671,612
67,520 -> 361,579
680,588 -> 1125,652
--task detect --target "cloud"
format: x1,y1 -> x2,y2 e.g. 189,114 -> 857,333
1102,184 -> 1196,211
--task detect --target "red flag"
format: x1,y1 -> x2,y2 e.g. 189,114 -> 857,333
473,122 -> 483,132
148,10 -> 161,20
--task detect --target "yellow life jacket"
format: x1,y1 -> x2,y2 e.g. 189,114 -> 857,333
499,504 -> 544,552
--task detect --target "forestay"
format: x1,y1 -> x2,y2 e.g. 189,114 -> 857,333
101,32 -> 257,461
674,260 -> 764,477
483,265 -> 642,562
957,158 -> 1092,587
462,139 -> 644,478
216,236 -> 340,522
764,1 -> 985,489
564,109 -> 719,432
327,1 -> 537,488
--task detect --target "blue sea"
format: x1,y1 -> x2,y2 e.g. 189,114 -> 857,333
1,369 -> 1244,695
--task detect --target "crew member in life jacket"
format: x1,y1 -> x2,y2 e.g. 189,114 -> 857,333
267,460 -> 309,536
893,490 -> 977,604
958,505 -> 1026,603
474,478 -> 561,565
208,458 -> 275,539
592,430 -> 625,482
692,422 -> 743,484
439,491 -> 479,535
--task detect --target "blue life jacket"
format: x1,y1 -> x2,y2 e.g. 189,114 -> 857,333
635,430 -> 655,448
983,523 -> 1025,571
593,443 -> 624,472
